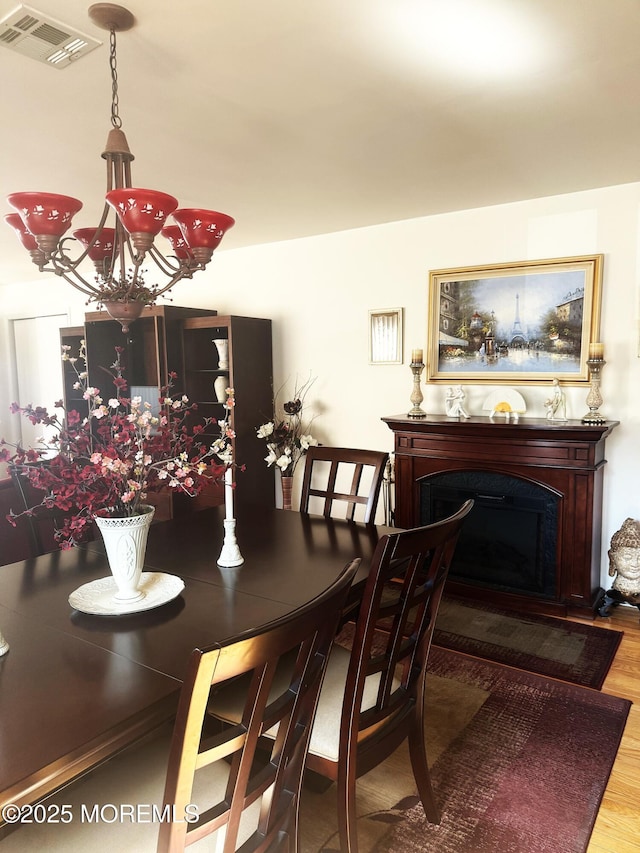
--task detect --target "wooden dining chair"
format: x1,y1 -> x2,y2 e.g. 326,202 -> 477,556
210,499 -> 473,853
0,559 -> 359,853
299,446 -> 389,524
0,476 -> 35,565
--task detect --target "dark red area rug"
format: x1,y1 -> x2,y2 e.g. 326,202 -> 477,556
433,595 -> 622,689
372,648 -> 631,853
300,646 -> 631,853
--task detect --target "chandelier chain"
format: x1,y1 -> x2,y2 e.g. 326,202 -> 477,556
109,29 -> 122,130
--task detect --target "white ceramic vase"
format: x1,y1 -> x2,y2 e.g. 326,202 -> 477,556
94,505 -> 155,603
214,374 -> 228,403
212,338 -> 229,370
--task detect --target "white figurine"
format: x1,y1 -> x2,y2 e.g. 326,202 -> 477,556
445,385 -> 470,419
544,379 -> 567,422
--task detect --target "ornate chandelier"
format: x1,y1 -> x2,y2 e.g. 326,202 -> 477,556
4,3 -> 234,332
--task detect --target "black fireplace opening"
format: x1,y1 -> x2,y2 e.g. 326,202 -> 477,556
420,471 -> 560,599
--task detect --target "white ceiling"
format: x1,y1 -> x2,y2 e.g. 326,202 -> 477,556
2,0 -> 640,285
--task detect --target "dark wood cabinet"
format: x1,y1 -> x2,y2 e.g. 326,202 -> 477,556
180,315 -> 274,509
59,308 -> 274,517
383,414 -> 619,617
82,305 -> 217,395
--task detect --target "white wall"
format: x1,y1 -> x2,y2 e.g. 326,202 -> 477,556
2,181 -> 639,589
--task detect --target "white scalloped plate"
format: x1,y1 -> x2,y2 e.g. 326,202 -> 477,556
69,572 -> 185,616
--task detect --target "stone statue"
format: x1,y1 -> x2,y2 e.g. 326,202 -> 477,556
445,385 -> 470,419
544,378 -> 567,422
599,517 -> 640,615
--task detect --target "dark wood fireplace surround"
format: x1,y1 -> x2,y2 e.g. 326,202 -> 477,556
383,415 -> 618,617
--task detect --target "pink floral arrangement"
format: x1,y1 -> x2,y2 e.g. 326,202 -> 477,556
1,342 -> 235,549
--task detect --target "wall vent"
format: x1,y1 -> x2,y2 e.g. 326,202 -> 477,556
0,4 -> 101,68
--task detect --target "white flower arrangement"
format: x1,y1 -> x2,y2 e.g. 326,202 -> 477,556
256,376 -> 318,477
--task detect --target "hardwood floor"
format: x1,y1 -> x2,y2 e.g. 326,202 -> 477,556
567,605 -> 640,853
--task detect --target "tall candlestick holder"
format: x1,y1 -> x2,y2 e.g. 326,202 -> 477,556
217,467 -> 244,567
581,357 -> 606,424
407,358 -> 427,419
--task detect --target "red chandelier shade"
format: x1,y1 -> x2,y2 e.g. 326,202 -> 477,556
105,188 -> 179,252
172,209 -> 235,264
160,225 -> 192,261
7,192 -> 83,253
4,213 -> 39,252
172,209 -> 235,248
73,227 -> 116,263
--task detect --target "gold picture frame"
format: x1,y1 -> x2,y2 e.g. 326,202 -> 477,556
427,254 -> 603,384
369,308 -> 403,364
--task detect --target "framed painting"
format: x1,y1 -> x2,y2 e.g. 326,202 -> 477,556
427,254 -> 603,383
369,308 -> 403,364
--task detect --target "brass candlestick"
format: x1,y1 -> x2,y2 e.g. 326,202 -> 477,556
581,357 -> 606,424
407,359 -> 427,418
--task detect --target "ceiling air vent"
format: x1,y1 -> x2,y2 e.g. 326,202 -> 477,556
0,4 -> 101,68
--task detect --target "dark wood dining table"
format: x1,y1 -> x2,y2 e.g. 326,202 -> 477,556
0,501 -> 387,824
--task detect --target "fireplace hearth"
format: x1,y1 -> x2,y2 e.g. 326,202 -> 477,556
383,414 -> 618,616
421,471 -> 559,599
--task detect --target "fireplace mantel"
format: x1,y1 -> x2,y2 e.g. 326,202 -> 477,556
382,415 -> 619,616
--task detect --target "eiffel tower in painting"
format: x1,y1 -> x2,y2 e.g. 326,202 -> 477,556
509,293 -> 527,347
